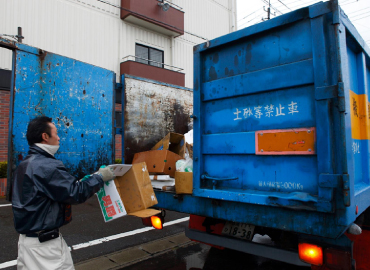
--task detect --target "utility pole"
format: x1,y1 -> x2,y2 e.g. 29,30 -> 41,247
262,0 -> 275,21
261,0 -> 280,22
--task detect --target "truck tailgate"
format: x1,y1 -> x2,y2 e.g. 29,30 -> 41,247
155,1 -> 370,238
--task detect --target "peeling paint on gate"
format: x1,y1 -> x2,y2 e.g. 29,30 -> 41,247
11,46 -> 115,178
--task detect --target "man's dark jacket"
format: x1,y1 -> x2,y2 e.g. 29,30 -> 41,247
12,145 -> 104,234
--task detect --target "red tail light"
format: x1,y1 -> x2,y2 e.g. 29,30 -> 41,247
151,216 -> 163,230
298,243 -> 323,266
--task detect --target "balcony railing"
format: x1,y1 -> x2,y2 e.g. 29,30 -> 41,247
160,0 -> 183,11
122,55 -> 183,72
120,56 -> 185,87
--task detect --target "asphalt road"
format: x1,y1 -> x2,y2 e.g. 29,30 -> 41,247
0,197 -> 310,270
0,196 -> 189,270
121,244 -> 310,270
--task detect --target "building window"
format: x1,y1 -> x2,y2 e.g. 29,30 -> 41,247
135,44 -> 164,68
0,69 -> 11,91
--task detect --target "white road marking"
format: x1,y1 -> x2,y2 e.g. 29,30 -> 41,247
0,260 -> 17,268
0,204 -> 11,207
72,217 -> 189,250
0,217 -> 190,269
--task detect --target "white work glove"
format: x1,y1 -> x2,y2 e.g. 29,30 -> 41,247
348,223 -> 362,235
95,166 -> 115,182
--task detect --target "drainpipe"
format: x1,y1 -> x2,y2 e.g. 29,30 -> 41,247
229,0 -> 236,32
171,36 -> 175,71
233,0 -> 237,31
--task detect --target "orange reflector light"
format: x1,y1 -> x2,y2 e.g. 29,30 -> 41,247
298,243 -> 323,266
151,216 -> 163,230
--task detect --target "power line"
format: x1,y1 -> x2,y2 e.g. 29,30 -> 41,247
95,0 -> 209,42
280,0 -> 306,5
241,0 -> 318,27
266,0 -> 368,26
276,0 -> 292,10
239,13 -> 265,28
352,14 -> 370,22
278,0 -> 315,8
238,7 -> 264,22
239,10 -> 266,28
285,0 -> 319,11
341,0 -> 360,6
247,11 -> 267,23
274,0 -> 310,12
283,0 -> 304,4
350,9 -> 370,19
260,0 -> 283,15
347,7 -> 370,15
340,0 -> 354,4
354,22 -> 370,30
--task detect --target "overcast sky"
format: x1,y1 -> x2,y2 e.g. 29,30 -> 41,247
236,0 -> 370,46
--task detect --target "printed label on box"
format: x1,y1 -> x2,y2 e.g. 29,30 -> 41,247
97,180 -> 127,222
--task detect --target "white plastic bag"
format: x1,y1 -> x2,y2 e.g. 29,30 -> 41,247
176,158 -> 193,172
176,140 -> 193,172
184,129 -> 193,145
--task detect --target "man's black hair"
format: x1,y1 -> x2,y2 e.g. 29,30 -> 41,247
26,116 -> 53,146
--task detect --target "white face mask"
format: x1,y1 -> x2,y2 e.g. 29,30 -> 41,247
35,143 -> 60,156
47,145 -> 60,156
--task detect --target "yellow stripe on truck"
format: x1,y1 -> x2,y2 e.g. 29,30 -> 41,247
350,90 -> 370,140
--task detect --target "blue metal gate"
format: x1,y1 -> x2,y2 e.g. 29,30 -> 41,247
1,38 -> 115,193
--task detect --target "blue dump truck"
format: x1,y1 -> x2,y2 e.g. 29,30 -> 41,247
2,1 -> 370,269
153,1 -> 370,269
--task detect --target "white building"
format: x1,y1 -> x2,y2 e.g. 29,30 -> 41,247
0,0 -> 237,88
0,0 -> 237,164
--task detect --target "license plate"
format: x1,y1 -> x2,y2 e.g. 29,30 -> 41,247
221,221 -> 255,240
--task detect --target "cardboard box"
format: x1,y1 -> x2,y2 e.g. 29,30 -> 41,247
132,150 -> 183,177
152,132 -> 186,158
175,172 -> 193,194
186,143 -> 193,159
96,163 -> 160,222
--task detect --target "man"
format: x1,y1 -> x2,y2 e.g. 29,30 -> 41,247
12,116 -> 115,270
